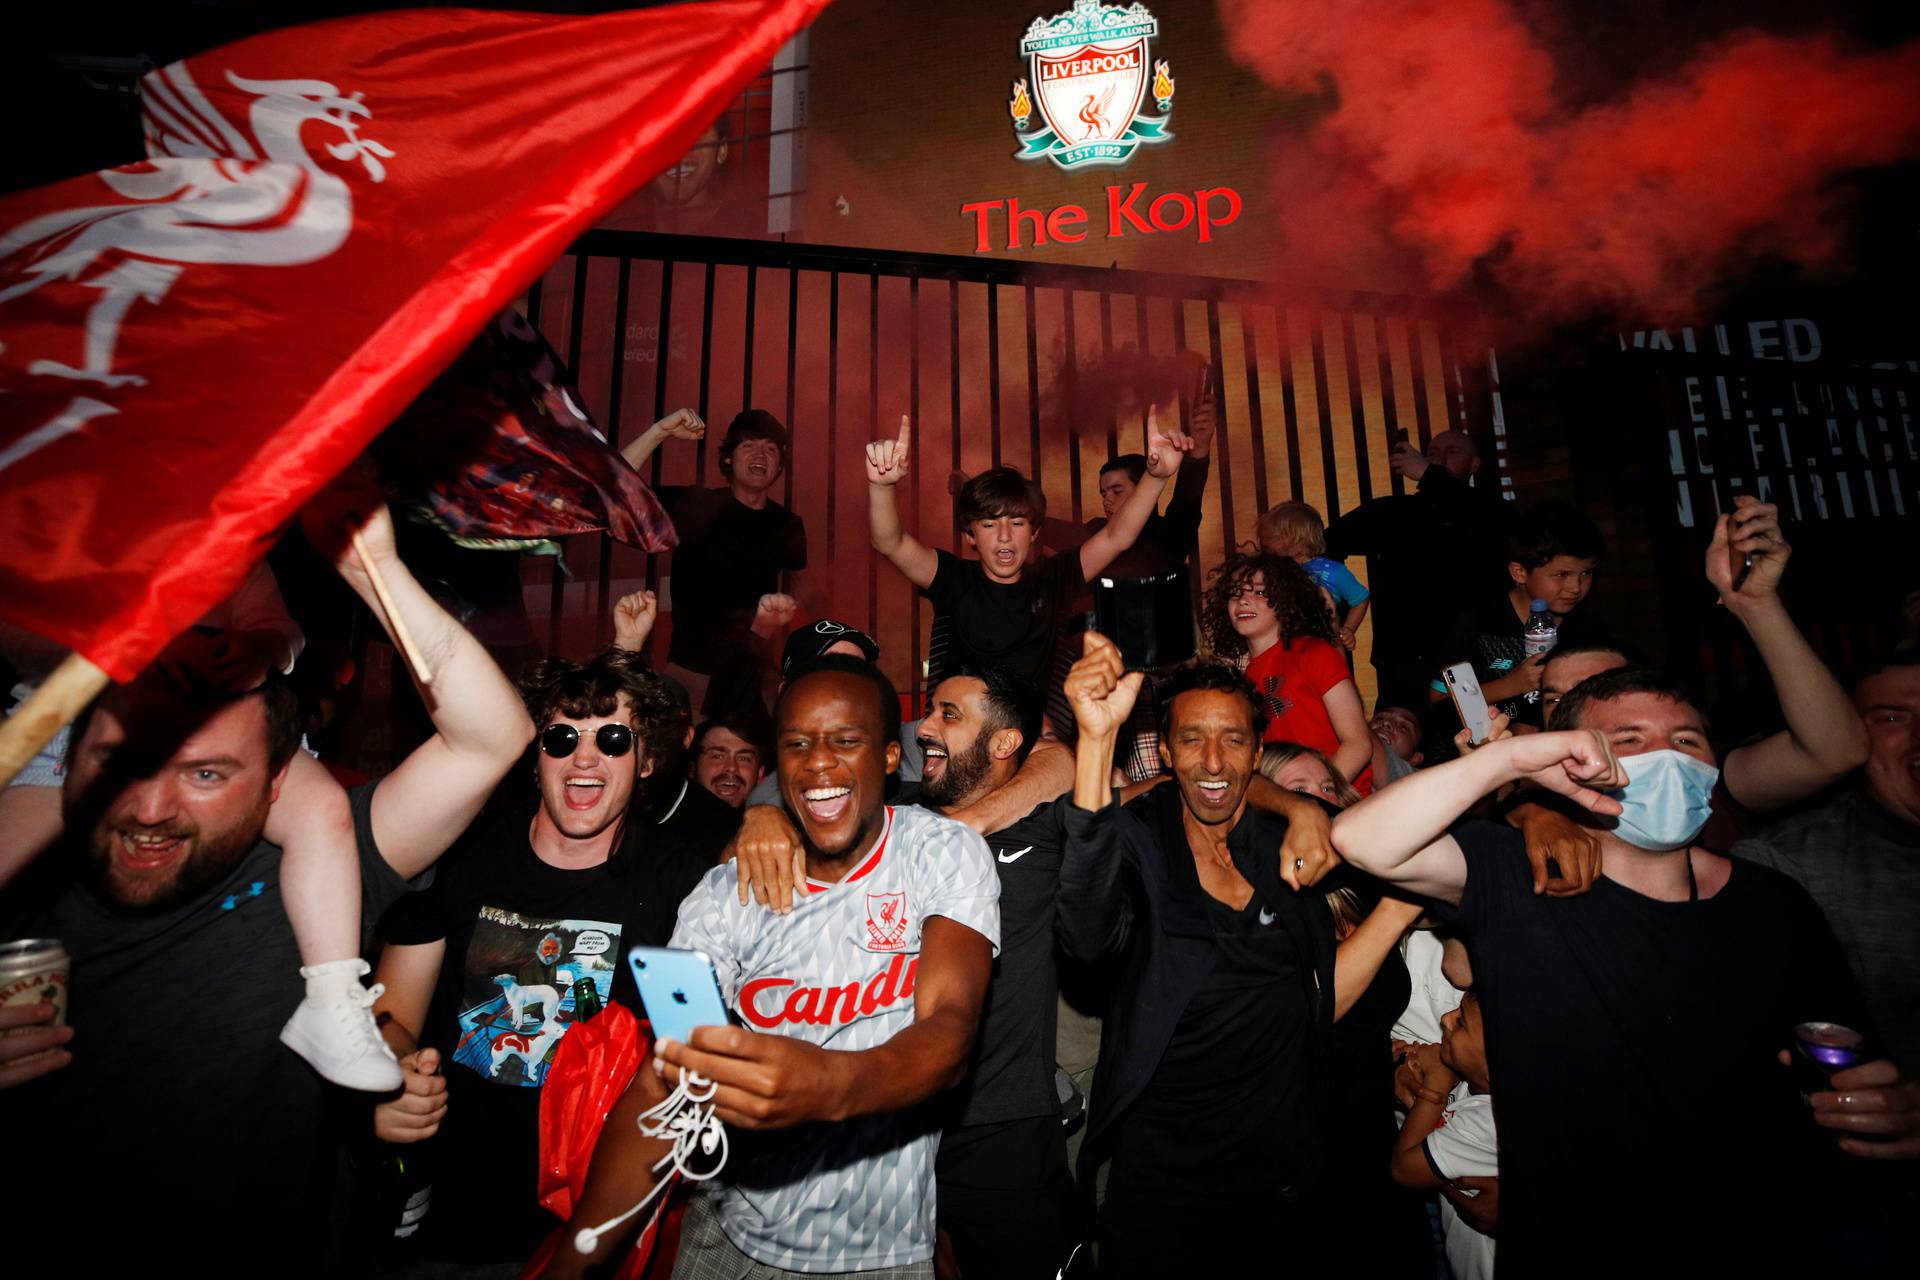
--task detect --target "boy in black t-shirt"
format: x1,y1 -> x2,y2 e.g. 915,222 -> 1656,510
369,651 -> 714,1267
625,408 -> 811,717
1333,666 -> 1920,1274
1432,500 -> 1608,730
865,410 -> 1191,708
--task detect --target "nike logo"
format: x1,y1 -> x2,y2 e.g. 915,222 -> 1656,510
1258,907 -> 1278,926
997,846 -> 1033,864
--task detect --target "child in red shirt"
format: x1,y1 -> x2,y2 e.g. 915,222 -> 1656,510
1201,551 -> 1374,792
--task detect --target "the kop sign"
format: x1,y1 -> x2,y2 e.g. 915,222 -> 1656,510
965,0 -> 1240,253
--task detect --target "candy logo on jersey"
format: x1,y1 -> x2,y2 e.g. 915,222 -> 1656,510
739,953 -> 919,1029
1011,0 -> 1172,171
866,891 -> 909,950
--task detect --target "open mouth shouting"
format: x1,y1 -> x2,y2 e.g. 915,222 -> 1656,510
115,827 -> 191,875
562,774 -> 608,811
917,737 -> 948,782
801,785 -> 854,824
706,771 -> 747,803
1191,777 -> 1235,810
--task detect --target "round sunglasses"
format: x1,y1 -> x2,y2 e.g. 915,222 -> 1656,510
540,722 -> 635,759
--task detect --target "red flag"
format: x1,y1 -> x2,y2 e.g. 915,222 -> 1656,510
0,1 -> 828,682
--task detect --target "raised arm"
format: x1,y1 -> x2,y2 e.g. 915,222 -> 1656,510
612,589 -> 658,655
620,407 -> 705,473
1055,631 -> 1146,960
1155,387 -> 1214,548
1079,405 -> 1189,579
1333,730 -> 1624,903
867,414 -> 938,589
1710,500 -> 1870,810
302,476 -> 535,879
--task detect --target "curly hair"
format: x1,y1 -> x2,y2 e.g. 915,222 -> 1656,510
1200,550 -> 1337,661
519,650 -> 685,775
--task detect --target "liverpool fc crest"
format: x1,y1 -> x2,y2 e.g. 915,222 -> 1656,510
1010,0 -> 1173,171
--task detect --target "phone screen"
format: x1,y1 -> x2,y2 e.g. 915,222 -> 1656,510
628,946 -> 731,1046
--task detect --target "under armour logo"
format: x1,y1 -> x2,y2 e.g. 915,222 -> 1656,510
1258,675 -> 1293,721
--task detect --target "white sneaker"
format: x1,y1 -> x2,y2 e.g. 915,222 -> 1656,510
280,959 -> 404,1092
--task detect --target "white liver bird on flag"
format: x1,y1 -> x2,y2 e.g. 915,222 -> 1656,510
0,64 -> 390,393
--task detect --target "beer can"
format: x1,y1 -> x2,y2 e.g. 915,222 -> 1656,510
0,938 -> 70,1030
1791,1020 -> 1864,1102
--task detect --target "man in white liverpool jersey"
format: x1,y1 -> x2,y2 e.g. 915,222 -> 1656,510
547,655 -> 999,1279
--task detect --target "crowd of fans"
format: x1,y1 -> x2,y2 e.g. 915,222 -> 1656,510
2,403 -> 1915,1279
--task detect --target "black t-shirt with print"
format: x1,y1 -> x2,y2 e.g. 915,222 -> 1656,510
375,804 -> 711,1262
1445,820 -> 1870,1274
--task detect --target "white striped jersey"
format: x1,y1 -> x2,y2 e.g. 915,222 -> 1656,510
668,804 -> 1000,1273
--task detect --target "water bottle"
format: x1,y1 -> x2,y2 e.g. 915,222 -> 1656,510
1522,599 -> 1558,658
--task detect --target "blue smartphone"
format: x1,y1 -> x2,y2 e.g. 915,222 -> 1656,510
627,946 -> 731,1045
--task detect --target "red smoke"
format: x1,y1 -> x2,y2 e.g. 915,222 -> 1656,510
1218,0 -> 1920,319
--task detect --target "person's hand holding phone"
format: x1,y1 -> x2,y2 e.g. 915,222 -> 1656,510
1389,436 -> 1429,481
1453,708 -> 1512,756
656,1025 -> 851,1130
1706,496 -> 1790,608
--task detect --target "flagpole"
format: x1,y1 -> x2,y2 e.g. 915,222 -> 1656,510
352,530 -> 434,687
0,652 -> 110,791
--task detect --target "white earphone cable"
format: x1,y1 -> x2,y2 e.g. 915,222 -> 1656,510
571,1069 -> 728,1256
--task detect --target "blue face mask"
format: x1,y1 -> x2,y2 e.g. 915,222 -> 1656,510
1608,749 -> 1721,851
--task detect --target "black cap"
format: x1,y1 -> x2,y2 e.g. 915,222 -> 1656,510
782,619 -> 880,678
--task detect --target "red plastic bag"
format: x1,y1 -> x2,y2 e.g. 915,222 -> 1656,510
520,1005 -> 674,1280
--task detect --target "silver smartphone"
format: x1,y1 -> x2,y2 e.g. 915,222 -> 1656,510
1442,663 -> 1495,746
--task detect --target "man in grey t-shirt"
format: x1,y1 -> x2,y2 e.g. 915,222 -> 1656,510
0,493 -> 536,1274
1734,652 -> 1920,1074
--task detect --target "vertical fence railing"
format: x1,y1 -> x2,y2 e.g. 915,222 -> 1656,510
525,232 -> 1487,709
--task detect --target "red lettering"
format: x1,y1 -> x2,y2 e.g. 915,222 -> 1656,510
1007,197 -> 1047,249
739,977 -> 794,1029
860,954 -> 902,1016
960,199 -> 1003,254
742,957 -> 920,1030
1196,187 -> 1241,243
1107,183 -> 1151,237
1048,205 -> 1087,244
1148,192 -> 1193,232
818,981 -> 860,1025
783,985 -> 824,1025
